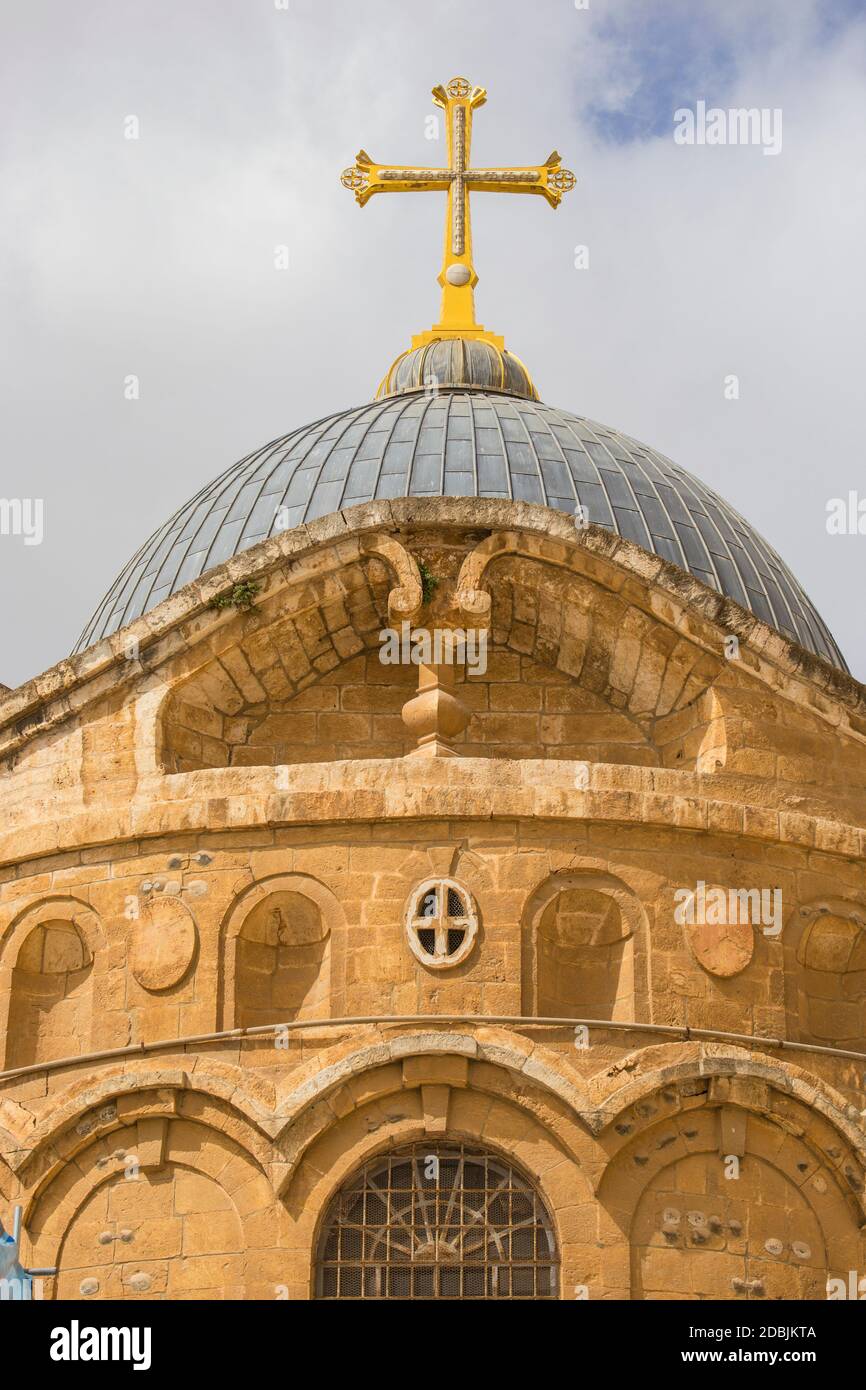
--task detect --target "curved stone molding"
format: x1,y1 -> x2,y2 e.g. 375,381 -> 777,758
588,1046 -> 866,1180
454,530 -> 517,624
3,759 -> 863,875
8,1069 -> 278,1184
0,896 -> 104,966
269,1029 -> 593,1186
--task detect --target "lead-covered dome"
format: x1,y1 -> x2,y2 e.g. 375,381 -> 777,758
378,337 -> 538,400
74,390 -> 846,670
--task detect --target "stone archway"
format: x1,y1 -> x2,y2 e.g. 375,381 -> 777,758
56,1162 -> 246,1301
594,1069 -> 865,1301
314,1140 -> 559,1300
275,1036 -> 599,1300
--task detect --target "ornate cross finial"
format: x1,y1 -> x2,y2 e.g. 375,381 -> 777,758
341,76 -> 576,348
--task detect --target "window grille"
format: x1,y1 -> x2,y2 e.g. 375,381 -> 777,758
316,1144 -> 559,1300
405,879 -> 478,968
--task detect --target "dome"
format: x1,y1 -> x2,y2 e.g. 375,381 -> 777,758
74,389 -> 846,670
378,337 -> 538,400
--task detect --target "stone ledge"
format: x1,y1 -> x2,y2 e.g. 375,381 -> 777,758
1,759 -> 863,871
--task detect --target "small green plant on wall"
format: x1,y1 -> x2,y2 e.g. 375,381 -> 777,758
209,580 -> 262,612
418,561 -> 440,605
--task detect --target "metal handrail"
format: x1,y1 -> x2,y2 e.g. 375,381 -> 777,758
2,1013 -> 865,1084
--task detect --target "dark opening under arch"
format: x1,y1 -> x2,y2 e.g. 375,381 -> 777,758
315,1142 -> 559,1300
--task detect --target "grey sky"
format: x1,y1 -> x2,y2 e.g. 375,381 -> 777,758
1,0 -> 864,687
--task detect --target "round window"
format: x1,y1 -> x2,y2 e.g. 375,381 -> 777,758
405,878 -> 478,969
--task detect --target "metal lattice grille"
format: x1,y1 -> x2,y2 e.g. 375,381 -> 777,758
407,881 -> 475,966
316,1145 -> 559,1299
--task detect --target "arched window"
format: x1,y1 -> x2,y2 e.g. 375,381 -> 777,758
7,919 -> 93,1069
316,1143 -> 558,1300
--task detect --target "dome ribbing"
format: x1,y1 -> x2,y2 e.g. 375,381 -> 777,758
74,390 -> 847,670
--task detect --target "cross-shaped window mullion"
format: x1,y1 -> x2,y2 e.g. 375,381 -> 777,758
430,885 -> 447,957
406,880 -> 478,967
433,917 -> 450,958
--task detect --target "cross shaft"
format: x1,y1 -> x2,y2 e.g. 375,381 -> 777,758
341,76 -> 576,343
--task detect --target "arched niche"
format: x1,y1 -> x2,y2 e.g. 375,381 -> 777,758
219,874 -> 341,1030
521,871 -> 649,1022
1,899 -> 103,1071
789,900 -> 861,1045
631,1146 -> 829,1300
784,900 -> 866,1050
24,1111 -> 274,1301
596,1072 -> 865,1301
625,1109 -> 862,1302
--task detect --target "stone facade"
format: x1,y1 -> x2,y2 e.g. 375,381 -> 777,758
1,498 -> 865,1300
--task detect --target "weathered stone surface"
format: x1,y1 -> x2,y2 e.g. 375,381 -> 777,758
130,899 -> 198,992
0,501 -> 864,1302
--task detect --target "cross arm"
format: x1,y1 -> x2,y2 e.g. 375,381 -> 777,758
341,149 -> 452,207
467,151 -> 576,208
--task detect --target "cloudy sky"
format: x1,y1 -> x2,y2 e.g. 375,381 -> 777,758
1,0 -> 865,687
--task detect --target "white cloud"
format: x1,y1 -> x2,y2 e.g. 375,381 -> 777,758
0,0 -> 864,682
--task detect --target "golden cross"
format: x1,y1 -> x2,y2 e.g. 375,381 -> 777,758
341,75 -> 576,346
